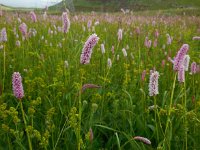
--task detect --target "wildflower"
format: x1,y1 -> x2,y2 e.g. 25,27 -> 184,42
19,23 -> 27,38
117,54 -> 120,61
133,136 -> 151,145
107,58 -> 112,68
16,40 -> 20,47
160,61 -> 164,69
190,62 -> 197,74
135,27 -> 140,35
178,65 -> 185,83
101,43 -> 105,54
147,40 -> 152,48
43,11 -> 47,20
111,45 -> 114,54
12,72 -> 24,99
64,60 -> 69,69
89,128 -> 93,143
149,71 -> 159,96
30,11 -> 37,22
173,44 -> 189,71
122,48 -> 127,57
144,36 -> 148,47
17,18 -> 21,23
0,28 -> 7,42
192,36 -> 200,40
166,34 -> 172,45
0,45 -> 3,49
183,55 -> 190,71
62,12 -> 70,33
155,29 -> 159,38
81,84 -> 101,93
118,29 -> 123,41
153,39 -> 157,47
130,52 -> 134,60
141,70 -> 146,81
80,34 -> 99,64
87,20 -> 92,29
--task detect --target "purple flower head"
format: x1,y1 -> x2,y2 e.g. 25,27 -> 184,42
101,43 -> 105,54
87,20 -> 92,29
12,72 -> 24,99
62,12 -> 70,33
118,29 -> 122,41
190,62 -> 197,74
173,44 -> 189,71
149,71 -> 159,96
183,55 -> 190,71
153,39 -> 157,47
107,58 -> 112,68
19,23 -> 27,38
80,34 -> 99,64
122,48 -> 127,57
30,11 -> 37,22
1,28 -> 7,42
166,34 -> 172,45
133,136 -> 151,145
144,36 -> 148,47
141,70 -> 146,81
192,36 -> 200,40
155,29 -> 159,38
178,65 -> 185,83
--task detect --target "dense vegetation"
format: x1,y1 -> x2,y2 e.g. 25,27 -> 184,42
0,9 -> 200,149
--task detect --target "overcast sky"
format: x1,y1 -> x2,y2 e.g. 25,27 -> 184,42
0,0 -> 62,8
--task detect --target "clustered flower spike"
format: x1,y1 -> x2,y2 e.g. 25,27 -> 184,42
122,48 -> 127,57
190,62 -> 197,74
30,11 -> 37,22
19,23 -> 27,38
118,29 -> 122,41
80,34 -> 99,64
178,65 -> 185,83
173,44 -> 189,71
62,12 -> 70,33
12,72 -> 24,99
183,55 -> 190,71
149,71 -> 159,96
0,28 -> 7,42
133,136 -> 151,145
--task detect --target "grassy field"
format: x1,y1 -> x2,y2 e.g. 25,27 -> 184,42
49,0 -> 200,12
0,9 -> 200,150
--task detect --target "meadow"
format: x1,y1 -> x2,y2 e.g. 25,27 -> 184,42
0,9 -> 200,150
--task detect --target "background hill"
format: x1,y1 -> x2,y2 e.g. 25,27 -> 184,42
49,0 -> 200,12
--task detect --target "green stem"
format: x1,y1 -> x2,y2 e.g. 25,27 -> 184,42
154,96 -> 159,142
78,74 -> 83,150
20,101 -> 32,150
184,81 -> 187,150
164,72 -> 177,149
2,43 -> 6,94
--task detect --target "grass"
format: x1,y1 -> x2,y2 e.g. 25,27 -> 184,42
0,9 -> 200,149
49,0 -> 200,12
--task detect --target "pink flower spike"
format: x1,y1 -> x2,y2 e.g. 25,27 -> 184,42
133,136 -> 151,145
173,44 -> 189,71
190,62 -> 197,74
149,71 -> 159,96
178,65 -> 185,83
80,34 -> 99,64
12,72 -> 24,100
62,12 -> 70,33
30,11 -> 37,22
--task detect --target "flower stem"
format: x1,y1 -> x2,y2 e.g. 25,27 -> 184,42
164,72 -> 177,149
20,101 -> 32,150
2,43 -> 6,94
